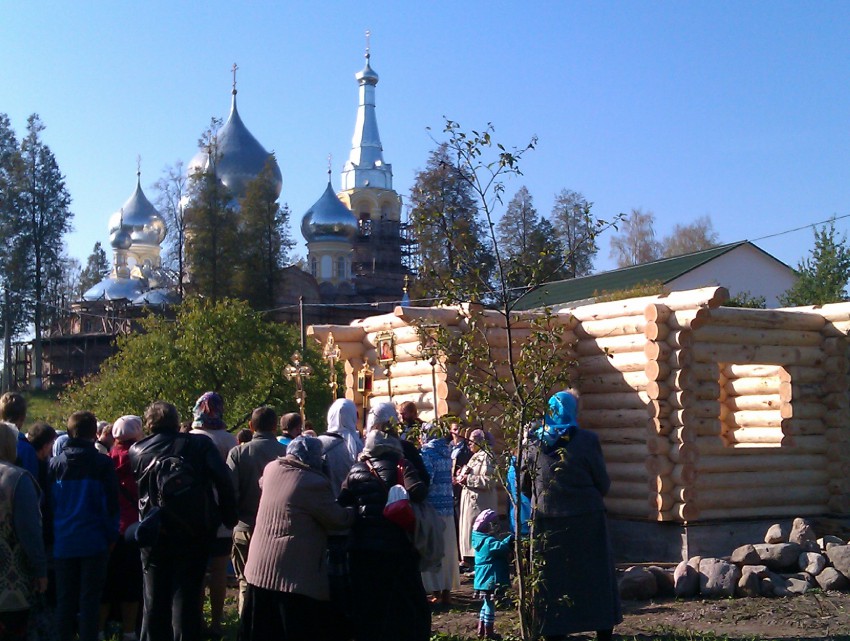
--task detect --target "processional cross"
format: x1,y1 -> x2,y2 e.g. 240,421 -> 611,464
284,351 -> 313,421
323,334 -> 341,399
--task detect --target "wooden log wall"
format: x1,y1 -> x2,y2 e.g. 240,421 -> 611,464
309,287 -> 850,524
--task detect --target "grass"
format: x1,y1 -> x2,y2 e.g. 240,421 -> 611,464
20,388 -> 65,430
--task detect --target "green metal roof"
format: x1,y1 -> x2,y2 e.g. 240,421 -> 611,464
514,241 -> 757,311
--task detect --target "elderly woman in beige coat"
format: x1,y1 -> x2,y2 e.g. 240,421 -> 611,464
241,436 -> 355,641
457,429 -> 499,565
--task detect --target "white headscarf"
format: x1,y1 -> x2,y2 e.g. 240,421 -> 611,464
365,402 -> 399,434
326,398 -> 363,460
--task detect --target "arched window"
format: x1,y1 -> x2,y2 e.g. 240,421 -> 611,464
336,256 -> 347,280
310,257 -> 318,277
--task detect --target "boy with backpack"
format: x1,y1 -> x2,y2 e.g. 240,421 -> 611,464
129,401 -> 237,641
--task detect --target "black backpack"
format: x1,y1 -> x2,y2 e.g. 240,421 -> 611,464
140,436 -> 220,540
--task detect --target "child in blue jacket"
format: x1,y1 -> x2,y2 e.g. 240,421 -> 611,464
471,509 -> 512,640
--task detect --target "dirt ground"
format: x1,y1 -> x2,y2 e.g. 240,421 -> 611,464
430,572 -> 850,640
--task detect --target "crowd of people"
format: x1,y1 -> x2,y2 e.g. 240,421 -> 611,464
0,389 -> 622,641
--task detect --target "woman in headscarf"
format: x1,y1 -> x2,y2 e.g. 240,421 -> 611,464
241,436 -> 354,641
101,416 -> 144,641
337,429 -> 430,641
522,391 -> 621,641
325,398 -> 363,462
419,424 -> 459,605
0,421 -> 47,641
320,399 -> 359,493
456,428 -> 499,569
365,401 -> 430,486
189,392 -> 237,639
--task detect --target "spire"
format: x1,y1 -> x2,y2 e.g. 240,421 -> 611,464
341,33 -> 392,191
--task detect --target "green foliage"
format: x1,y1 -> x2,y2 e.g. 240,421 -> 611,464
235,156 -> 293,310
550,189 -> 598,278
184,118 -> 241,302
593,281 -> 666,302
79,241 -> 110,295
496,186 -> 569,294
724,291 -> 767,309
60,298 -> 332,430
408,142 -> 495,302
779,219 -> 850,306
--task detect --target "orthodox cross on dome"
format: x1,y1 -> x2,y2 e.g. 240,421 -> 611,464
365,29 -> 371,59
327,153 -> 332,178
136,155 -> 141,179
231,62 -> 239,94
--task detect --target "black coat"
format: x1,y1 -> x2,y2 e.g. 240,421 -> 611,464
338,450 -> 427,553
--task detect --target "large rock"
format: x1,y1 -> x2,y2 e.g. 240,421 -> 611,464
826,545 -> 850,579
819,535 -> 846,551
699,557 -> 741,599
674,559 -> 699,598
799,551 -> 827,576
730,544 -> 761,566
754,543 -> 802,571
619,566 -> 658,601
761,572 -> 791,597
765,522 -> 789,544
816,567 -> 850,591
789,517 -> 818,547
737,566 -> 763,598
785,577 -> 811,595
646,565 -> 675,597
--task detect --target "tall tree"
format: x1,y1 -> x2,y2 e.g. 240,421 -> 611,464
408,143 -> 494,301
155,160 -> 189,301
550,189 -> 598,278
661,215 -> 719,257
236,156 -> 293,310
184,118 -> 240,302
16,115 -> 73,389
780,219 -> 850,306
496,186 -> 567,292
609,208 -> 661,267
79,241 -> 110,295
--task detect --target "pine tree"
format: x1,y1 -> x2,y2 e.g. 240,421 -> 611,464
780,219 -> 850,306
235,156 -> 293,310
79,241 -> 110,295
16,115 -> 73,388
408,143 -> 494,301
496,186 -> 567,293
550,189 -> 598,278
184,119 -> 240,302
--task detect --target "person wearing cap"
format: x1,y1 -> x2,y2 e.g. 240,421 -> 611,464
189,392 -> 238,639
471,509 -> 512,640
240,436 -> 355,641
456,428 -> 498,570
101,416 -> 144,641
522,391 -> 621,641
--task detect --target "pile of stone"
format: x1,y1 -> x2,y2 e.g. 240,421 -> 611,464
618,518 -> 850,600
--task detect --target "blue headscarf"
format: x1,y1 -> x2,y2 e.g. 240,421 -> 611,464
192,391 -> 226,430
534,391 -> 578,451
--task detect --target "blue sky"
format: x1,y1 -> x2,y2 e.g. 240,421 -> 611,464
2,2 -> 848,275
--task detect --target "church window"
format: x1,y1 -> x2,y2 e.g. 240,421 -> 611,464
359,212 -> 372,236
310,257 -> 318,277
336,256 -> 347,280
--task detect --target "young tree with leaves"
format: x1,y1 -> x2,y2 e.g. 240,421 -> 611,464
496,186 -> 568,294
184,119 -> 240,302
408,143 -> 494,301
779,219 -> 850,306
413,120 -> 617,640
551,188 -> 598,278
15,115 -> 73,389
661,215 -> 719,257
79,241 -> 110,295
609,208 -> 661,268
235,156 -> 293,310
155,160 -> 189,301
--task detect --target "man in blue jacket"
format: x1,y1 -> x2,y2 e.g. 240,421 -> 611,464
48,411 -> 119,641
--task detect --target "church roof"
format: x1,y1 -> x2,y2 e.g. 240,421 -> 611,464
301,177 -> 359,243
107,173 -> 166,247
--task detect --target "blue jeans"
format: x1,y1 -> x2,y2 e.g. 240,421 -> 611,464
54,551 -> 110,641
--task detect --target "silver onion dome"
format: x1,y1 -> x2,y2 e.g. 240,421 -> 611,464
300,180 -> 359,243
107,174 -> 166,247
188,91 -> 282,201
110,227 -> 132,250
82,277 -> 146,302
356,55 -> 379,85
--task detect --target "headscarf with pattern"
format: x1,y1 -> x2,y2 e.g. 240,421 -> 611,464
191,391 -> 226,430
